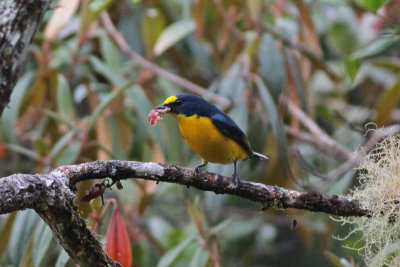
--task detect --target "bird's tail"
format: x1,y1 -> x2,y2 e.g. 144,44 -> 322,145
252,151 -> 271,160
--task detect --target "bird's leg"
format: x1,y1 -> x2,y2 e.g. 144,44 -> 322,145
195,161 -> 208,176
232,161 -> 242,187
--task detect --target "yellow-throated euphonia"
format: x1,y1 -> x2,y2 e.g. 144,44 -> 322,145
149,93 -> 270,185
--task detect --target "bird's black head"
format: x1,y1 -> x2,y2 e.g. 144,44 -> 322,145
154,93 -> 217,117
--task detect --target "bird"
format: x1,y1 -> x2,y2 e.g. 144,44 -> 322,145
148,93 -> 270,186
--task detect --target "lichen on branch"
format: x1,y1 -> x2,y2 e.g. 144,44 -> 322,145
337,135 -> 400,266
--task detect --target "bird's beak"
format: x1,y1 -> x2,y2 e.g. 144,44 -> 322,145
155,103 -> 167,110
154,103 -> 171,114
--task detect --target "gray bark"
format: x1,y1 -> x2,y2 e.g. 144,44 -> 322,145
65,160 -> 368,217
0,0 -> 52,116
0,160 -> 370,265
0,171 -> 120,266
0,160 -> 368,217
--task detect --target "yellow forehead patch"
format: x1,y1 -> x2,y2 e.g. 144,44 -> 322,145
163,95 -> 178,105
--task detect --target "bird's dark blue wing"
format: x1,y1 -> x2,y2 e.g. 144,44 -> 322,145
211,113 -> 253,157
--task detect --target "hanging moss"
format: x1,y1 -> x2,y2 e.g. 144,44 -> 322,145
338,134 -> 400,266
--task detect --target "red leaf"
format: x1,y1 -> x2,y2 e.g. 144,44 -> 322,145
0,144 -> 6,160
105,207 -> 132,267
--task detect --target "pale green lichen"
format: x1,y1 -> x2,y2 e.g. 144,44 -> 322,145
338,135 -> 400,266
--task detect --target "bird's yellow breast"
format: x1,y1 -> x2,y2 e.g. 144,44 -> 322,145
172,114 -> 248,164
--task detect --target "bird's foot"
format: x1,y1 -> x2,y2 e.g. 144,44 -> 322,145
228,174 -> 242,189
194,162 -> 207,176
194,166 -> 202,176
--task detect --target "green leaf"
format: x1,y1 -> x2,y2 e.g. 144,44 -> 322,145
55,249 -> 70,267
324,251 -> 352,267
89,0 -> 113,12
372,57 -> 400,72
100,33 -> 121,68
258,33 -> 286,99
44,109 -> 76,130
156,234 -> 196,267
57,74 -> 75,120
147,217 -> 174,248
224,219 -> 260,242
142,8 -> 166,52
346,58 -> 360,82
244,31 -> 258,58
19,236 -> 34,267
350,36 -> 398,61
328,22 -> 357,56
254,76 -> 279,136
189,245 -> 209,267
1,71 -> 35,143
105,117 -> 126,159
56,139 -> 82,166
8,210 -> 39,266
6,143 -> 40,160
48,130 -> 76,160
209,219 -> 232,235
33,138 -> 49,157
327,172 -> 354,195
0,212 -> 17,259
356,0 -> 389,12
33,220 -> 53,267
87,81 -> 134,129
154,20 -> 195,56
80,0 -> 116,31
347,36 -> 398,79
375,75 -> 400,126
89,56 -> 127,86
255,75 -> 290,176
218,62 -> 246,103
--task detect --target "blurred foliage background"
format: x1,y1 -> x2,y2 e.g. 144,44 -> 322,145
1,0 -> 400,266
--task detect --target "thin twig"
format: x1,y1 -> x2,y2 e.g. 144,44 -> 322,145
285,126 -> 350,161
263,23 -> 341,85
100,12 -> 231,108
287,100 -> 351,160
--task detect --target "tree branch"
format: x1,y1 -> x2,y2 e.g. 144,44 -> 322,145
0,171 -> 120,267
63,160 -> 367,217
0,160 -> 372,264
15,160 -> 366,218
0,0 -> 52,116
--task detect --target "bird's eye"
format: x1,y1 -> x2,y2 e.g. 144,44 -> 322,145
175,99 -> 182,105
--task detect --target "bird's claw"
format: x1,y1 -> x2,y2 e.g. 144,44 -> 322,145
194,166 -> 202,176
228,174 -> 242,189
234,175 -> 243,187
194,162 -> 207,176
